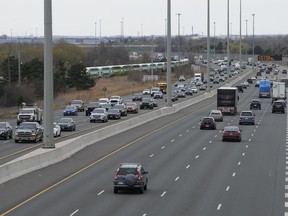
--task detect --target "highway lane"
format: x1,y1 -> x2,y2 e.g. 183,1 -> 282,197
1,76 -> 286,216
0,68 -> 253,164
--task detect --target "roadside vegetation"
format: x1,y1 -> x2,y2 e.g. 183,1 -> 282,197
0,35 -> 287,110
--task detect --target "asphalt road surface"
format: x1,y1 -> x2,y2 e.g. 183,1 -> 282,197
0,69 -> 287,216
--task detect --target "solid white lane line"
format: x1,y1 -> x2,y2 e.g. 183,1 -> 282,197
97,190 -> 105,196
161,191 -> 167,197
70,209 -> 79,216
175,177 -> 180,181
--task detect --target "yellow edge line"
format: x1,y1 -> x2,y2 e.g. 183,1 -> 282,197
1,101 -> 213,215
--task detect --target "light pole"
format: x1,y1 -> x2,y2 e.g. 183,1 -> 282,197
207,0 -> 211,92
239,0 -> 242,73
213,22 -> 216,58
166,0 -> 172,107
43,0 -> 54,148
95,22 -> 97,47
141,24 -> 143,38
18,42 -> 21,86
176,13 -> 181,59
245,19 -> 248,59
252,14 -> 255,71
99,19 -> 102,44
227,0 -> 230,76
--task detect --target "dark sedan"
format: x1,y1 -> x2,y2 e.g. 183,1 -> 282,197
250,99 -> 261,110
57,118 -> 76,131
114,104 -> 128,116
108,109 -> 121,120
63,105 -> 78,116
132,93 -> 143,101
0,122 -> 13,139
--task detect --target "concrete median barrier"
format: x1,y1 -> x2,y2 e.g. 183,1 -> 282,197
0,69 -> 254,184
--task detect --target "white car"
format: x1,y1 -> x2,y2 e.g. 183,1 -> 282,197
110,96 -> 122,105
53,122 -> 61,137
190,86 -> 198,93
98,98 -> 110,106
142,89 -> 151,95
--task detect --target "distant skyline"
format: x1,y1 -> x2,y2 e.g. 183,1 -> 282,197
1,0 -> 288,37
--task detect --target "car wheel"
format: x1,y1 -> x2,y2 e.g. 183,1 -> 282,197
5,133 -> 8,140
139,186 -> 144,194
144,182 -> 147,191
15,139 -> 19,143
238,138 -> 241,142
114,188 -> 118,194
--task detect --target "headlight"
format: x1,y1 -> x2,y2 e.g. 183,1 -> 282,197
31,132 -> 36,136
15,131 -> 19,135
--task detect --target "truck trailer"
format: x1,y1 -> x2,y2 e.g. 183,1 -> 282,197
217,87 -> 238,115
259,79 -> 271,98
272,82 -> 286,103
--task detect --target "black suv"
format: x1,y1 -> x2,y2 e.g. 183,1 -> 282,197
113,163 -> 148,194
140,98 -> 154,109
250,99 -> 261,110
200,117 -> 216,130
272,100 -> 285,113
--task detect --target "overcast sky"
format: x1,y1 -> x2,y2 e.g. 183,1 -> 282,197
1,0 -> 287,37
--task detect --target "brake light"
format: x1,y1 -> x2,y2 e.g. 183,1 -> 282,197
137,170 -> 141,180
114,169 -> 119,180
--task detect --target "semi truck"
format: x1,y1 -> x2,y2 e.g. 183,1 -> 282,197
272,82 -> 286,103
259,79 -> 271,98
217,87 -> 238,115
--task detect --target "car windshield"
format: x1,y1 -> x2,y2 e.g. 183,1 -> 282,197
66,106 -> 74,109
224,127 -> 239,132
60,118 -> 72,123
118,168 -> 138,175
99,100 -> 108,103
114,105 -> 124,109
19,109 -> 34,114
89,102 -> 99,106
0,123 -> 6,128
93,109 -> 104,113
241,112 -> 252,116
108,109 -> 119,114
19,124 -> 36,129
71,100 -> 82,104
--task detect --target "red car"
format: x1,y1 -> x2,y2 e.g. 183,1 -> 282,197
126,102 -> 138,113
222,126 -> 241,142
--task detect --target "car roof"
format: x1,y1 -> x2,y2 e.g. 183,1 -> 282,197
119,163 -> 142,168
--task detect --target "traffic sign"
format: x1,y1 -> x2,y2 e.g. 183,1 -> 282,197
257,54 -> 282,61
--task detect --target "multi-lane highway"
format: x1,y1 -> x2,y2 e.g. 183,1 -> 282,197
0,66 -> 287,216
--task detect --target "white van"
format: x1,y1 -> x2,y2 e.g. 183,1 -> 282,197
194,73 -> 202,82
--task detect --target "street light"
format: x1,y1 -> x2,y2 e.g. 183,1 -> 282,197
95,22 -> 97,47
227,0 -> 230,76
245,19 -> 248,59
239,0 -> 242,73
166,0 -> 172,107
252,13 -> 255,71
207,0 -> 211,92
213,22 -> 216,58
99,19 -> 102,44
176,13 -> 181,59
18,42 -> 21,86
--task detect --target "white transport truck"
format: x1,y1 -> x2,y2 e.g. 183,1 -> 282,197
17,104 -> 43,125
272,82 -> 286,103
